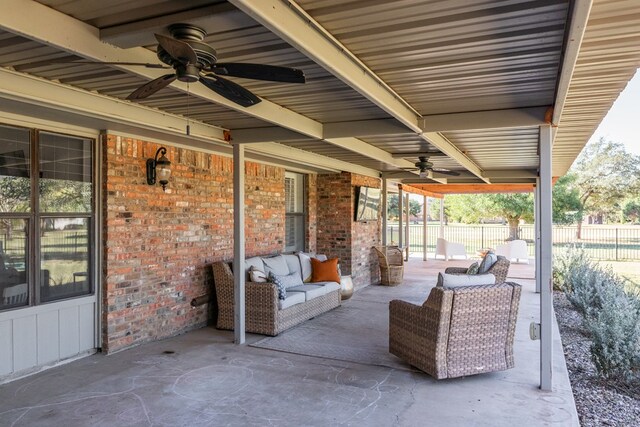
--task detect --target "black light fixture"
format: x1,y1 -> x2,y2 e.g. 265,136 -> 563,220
146,147 -> 171,191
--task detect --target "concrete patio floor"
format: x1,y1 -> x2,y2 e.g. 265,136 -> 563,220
0,257 -> 578,426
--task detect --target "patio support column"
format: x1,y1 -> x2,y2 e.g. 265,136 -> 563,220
398,187 -> 403,248
534,181 -> 541,294
382,177 -> 388,245
232,143 -> 246,345
539,124 -> 553,390
439,196 -> 445,238
405,192 -> 410,260
423,195 -> 428,261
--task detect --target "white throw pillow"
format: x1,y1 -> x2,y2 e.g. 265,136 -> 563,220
249,266 -> 267,283
437,272 -> 496,288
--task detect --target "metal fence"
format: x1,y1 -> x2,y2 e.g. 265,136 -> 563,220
387,224 -> 640,261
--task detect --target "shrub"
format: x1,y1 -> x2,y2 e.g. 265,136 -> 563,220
552,245 -> 592,292
585,287 -> 640,381
554,246 -> 640,382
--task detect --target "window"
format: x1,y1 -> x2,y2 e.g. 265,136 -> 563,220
0,124 -> 94,311
284,171 -> 305,253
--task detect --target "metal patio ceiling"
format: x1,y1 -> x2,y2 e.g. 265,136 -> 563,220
0,0 -> 638,184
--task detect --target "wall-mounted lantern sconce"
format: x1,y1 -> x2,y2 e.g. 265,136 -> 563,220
146,147 -> 171,191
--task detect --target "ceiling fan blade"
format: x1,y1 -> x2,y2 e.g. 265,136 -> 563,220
155,34 -> 198,65
126,74 -> 177,100
212,63 -> 305,83
431,168 -> 461,176
200,74 -> 261,107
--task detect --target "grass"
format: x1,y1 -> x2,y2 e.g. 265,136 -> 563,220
602,261 -> 640,288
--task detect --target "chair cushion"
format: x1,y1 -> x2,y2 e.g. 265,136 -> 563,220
477,251 -> 498,274
287,284 -> 326,300
262,255 -> 290,277
437,272 -> 496,288
267,272 -> 288,300
270,271 -> 304,290
310,257 -> 341,283
278,291 -> 306,309
249,266 -> 267,283
466,262 -> 480,275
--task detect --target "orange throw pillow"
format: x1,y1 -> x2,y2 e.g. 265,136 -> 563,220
310,257 -> 341,283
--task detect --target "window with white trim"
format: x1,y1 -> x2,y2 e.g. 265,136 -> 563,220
284,171 -> 305,253
0,123 -> 94,311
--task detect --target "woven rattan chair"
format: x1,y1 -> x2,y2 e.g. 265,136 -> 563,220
444,255 -> 510,284
389,282 -> 521,379
373,246 -> 404,286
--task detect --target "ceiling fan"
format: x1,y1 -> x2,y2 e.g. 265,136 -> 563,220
402,156 -> 460,178
50,24 -> 306,107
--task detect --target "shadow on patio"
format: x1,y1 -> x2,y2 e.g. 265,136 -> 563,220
0,257 -> 578,426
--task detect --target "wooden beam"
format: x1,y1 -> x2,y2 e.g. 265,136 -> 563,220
398,184 -> 443,199
422,107 -> 549,132
410,183 -> 536,194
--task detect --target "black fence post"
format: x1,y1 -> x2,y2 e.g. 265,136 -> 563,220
615,228 -> 619,261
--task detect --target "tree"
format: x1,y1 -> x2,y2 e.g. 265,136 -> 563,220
552,174 -> 582,225
569,138 -> 640,236
484,193 -> 534,240
387,194 -> 421,220
622,197 -> 640,223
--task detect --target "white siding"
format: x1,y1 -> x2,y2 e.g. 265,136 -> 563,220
0,296 -> 96,380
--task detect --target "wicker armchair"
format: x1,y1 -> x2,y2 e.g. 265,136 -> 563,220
389,282 -> 521,379
373,246 -> 404,286
444,255 -> 510,284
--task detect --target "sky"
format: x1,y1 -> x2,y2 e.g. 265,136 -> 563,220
588,69 -> 640,155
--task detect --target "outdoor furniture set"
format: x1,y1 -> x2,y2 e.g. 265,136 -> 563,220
213,248 -> 520,380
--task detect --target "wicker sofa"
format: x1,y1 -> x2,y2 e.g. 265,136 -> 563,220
212,253 -> 341,336
389,282 -> 521,379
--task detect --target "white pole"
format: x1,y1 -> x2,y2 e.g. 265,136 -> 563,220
232,143 -> 246,345
382,177 -> 388,246
439,196 -> 445,238
539,124 -> 553,390
535,181 -> 541,294
423,195 -> 428,261
405,192 -> 410,261
398,186 -> 403,249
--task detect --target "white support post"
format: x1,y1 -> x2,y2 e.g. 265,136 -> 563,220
398,187 -> 404,249
423,195 -> 428,261
232,143 -> 246,345
539,124 -> 553,390
535,180 -> 542,294
405,192 -> 410,261
382,177 -> 388,246
439,196 -> 445,238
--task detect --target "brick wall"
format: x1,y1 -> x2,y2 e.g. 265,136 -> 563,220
316,172 -> 353,273
316,172 -> 381,289
102,135 -> 284,353
351,174 -> 382,289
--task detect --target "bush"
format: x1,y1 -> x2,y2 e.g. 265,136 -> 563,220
552,245 -> 592,292
585,287 -> 640,381
554,246 -> 640,381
